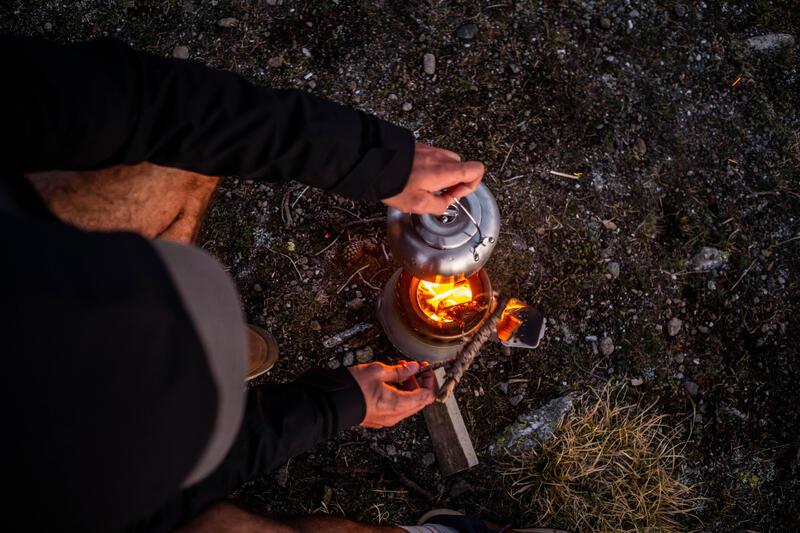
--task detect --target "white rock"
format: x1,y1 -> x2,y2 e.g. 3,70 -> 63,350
423,53 -> 436,75
217,17 -> 239,28
746,34 -> 795,51
600,336 -> 614,356
667,317 -> 683,336
172,45 -> 189,59
401,102 -> 413,112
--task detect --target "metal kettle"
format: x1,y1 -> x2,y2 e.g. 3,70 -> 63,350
386,183 -> 500,283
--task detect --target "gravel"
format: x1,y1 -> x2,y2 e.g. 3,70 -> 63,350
668,317 -> 683,336
423,53 -> 436,75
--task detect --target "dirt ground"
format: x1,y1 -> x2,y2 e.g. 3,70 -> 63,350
3,1 -> 798,530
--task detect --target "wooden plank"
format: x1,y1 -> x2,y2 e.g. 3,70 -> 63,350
422,368 -> 478,476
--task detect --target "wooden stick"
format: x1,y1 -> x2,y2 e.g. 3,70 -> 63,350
549,170 -> 580,180
436,295 -> 510,402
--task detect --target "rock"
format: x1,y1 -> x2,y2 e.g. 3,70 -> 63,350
600,336 -> 614,356
322,323 -> 372,348
342,352 -> 354,366
456,23 -> 478,40
172,45 -> 189,59
689,247 -> 729,271
423,53 -> 436,75
385,444 -> 397,456
355,346 -> 374,363
488,395 -> 574,457
667,317 -> 683,336
310,320 -> 321,332
449,479 -> 473,499
346,297 -> 364,310
217,17 -> 239,28
601,219 -> 617,231
498,382 -> 509,395
401,102 -> 413,112
674,5 -> 687,18
272,463 -> 289,488
635,137 -> 647,155
44,22 -> 53,31
629,9 -> 640,18
674,353 -> 685,364
607,262 -> 620,279
684,380 -> 699,396
388,93 -> 398,101
746,34 -> 795,51
509,394 -> 525,407
327,357 -> 341,369
707,280 -> 717,291
253,283 -> 262,293
698,325 -> 709,334
600,17 -> 611,29
511,235 -> 528,250
422,452 -> 436,467
267,56 -> 283,68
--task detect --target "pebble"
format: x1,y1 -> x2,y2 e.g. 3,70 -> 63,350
746,34 -> 796,51
217,17 -> 239,28
600,336 -> 614,356
456,23 -> 478,40
253,283 -> 262,293
423,53 -> 436,75
607,262 -> 620,278
267,56 -> 283,68
707,280 -> 717,291
631,378 -> 644,386
327,357 -> 341,370
44,22 -> 53,31
674,5 -> 687,18
401,102 -> 413,112
449,479 -> 473,499
346,297 -> 364,310
689,247 -> 729,271
355,346 -> 374,363
684,381 -> 699,396
668,317 -> 683,336
388,93 -> 398,101
172,45 -> 190,59
635,137 -> 647,155
600,17 -> 611,29
509,394 -> 525,407
674,353 -> 685,364
422,452 -> 436,467
310,320 -> 321,332
629,9 -> 640,18
342,352 -> 354,366
697,325 -> 709,334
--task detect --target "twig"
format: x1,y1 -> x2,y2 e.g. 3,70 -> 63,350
268,248 -> 303,281
775,234 -> 800,247
314,233 -> 341,256
503,174 -> 525,183
498,142 -> 516,176
730,258 -> 758,291
358,271 -> 380,291
339,216 -> 386,231
280,191 -> 293,227
397,473 -> 436,501
291,185 -> 310,208
437,296 -> 510,402
381,243 -> 390,262
549,170 -> 580,180
337,264 -> 369,294
331,205 -> 361,219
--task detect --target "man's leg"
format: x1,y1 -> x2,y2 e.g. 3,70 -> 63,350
27,162 -> 220,242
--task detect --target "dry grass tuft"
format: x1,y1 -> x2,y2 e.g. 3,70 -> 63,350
501,386 -> 703,532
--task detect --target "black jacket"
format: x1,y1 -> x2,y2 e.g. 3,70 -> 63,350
0,37 -> 413,531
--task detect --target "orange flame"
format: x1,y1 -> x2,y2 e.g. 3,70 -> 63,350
416,280 -> 473,322
497,298 -> 526,341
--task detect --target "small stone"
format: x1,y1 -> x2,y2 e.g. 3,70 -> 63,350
310,320 -> 322,332
746,33 -> 795,51
689,247 -> 729,271
600,336 -> 614,356
272,463 -> 289,488
674,5 -> 687,18
674,353 -> 685,364
307,80 -> 316,89
268,56 -> 283,68
401,102 -> 413,112
600,17 -> 611,29
385,444 -> 397,456
44,22 -> 53,31
346,297 -> 364,310
355,346 -> 374,363
509,394 -> 525,406
631,378 -> 644,386
498,382 -> 509,395
511,235 -> 528,250
342,352 -> 354,366
629,9 -> 640,18
668,317 -> 683,336
253,283 -> 262,293
456,23 -> 478,40
217,17 -> 239,28
509,63 -> 520,73
601,219 -> 618,231
423,53 -> 436,75
172,45 -> 189,59
327,357 -> 341,369
388,93 -> 398,101
635,137 -> 647,155
422,452 -> 436,467
449,479 -> 473,499
607,262 -> 620,279
684,381 -> 699,396
707,280 -> 717,291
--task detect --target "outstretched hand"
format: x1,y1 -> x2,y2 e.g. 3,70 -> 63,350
381,143 -> 484,215
348,360 -> 435,429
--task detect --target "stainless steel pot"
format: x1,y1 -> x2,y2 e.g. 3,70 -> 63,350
386,183 -> 500,282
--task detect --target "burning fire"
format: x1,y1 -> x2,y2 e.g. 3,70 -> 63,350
416,279 -> 473,322
497,298 -> 526,341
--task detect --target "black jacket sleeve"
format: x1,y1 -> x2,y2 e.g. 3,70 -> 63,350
3,36 -> 414,202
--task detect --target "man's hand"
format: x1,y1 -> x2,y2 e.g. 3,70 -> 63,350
381,143 -> 484,215
348,360 -> 435,429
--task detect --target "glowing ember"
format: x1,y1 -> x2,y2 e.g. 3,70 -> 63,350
416,280 -> 474,322
497,298 -> 527,341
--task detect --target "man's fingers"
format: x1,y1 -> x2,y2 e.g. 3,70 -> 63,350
429,160 -> 485,191
379,361 -> 420,383
447,175 -> 483,200
417,367 -> 435,391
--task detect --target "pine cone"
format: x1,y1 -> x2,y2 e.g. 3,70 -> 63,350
342,239 -> 365,264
